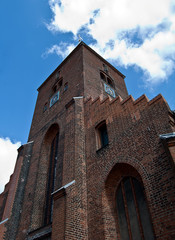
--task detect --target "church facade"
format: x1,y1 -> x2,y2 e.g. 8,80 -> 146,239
0,42 -> 175,240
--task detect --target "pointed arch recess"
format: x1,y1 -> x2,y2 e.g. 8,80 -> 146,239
102,163 -> 154,240
30,123 -> 60,230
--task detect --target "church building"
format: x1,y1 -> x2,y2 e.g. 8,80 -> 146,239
0,42 -> 175,240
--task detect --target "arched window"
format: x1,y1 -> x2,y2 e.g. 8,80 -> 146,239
116,177 -> 154,240
44,127 -> 59,225
107,77 -> 113,87
100,72 -> 106,81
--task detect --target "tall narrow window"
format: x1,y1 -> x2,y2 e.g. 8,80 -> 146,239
52,85 -> 57,93
64,82 -> 68,92
116,177 -> 154,240
107,77 -> 113,87
100,72 -> 106,81
44,132 -> 59,225
96,121 -> 109,149
56,70 -> 60,79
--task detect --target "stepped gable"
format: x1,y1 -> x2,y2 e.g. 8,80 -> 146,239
84,93 -> 172,130
85,93 -> 168,114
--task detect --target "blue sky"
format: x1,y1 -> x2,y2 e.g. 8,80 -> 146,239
0,0 -> 175,192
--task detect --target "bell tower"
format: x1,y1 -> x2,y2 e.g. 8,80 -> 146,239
4,42 -> 128,240
28,42 -> 128,141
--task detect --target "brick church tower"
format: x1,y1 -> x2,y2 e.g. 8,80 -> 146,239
0,42 -> 175,240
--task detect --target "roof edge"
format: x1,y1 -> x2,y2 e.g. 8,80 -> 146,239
37,41 -> 125,91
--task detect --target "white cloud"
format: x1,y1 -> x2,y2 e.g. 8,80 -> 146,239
46,0 -> 175,85
42,42 -> 76,59
47,0 -> 101,34
0,137 -> 21,193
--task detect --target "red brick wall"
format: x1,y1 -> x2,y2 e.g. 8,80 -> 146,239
167,139 -> 175,165
84,94 -> 175,239
13,45 -> 85,239
28,44 -> 84,141
16,43 -> 127,239
0,146 -> 24,239
0,183 -> 10,222
0,186 -> 9,239
82,45 -> 128,101
3,43 -> 175,240
0,220 -> 7,239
